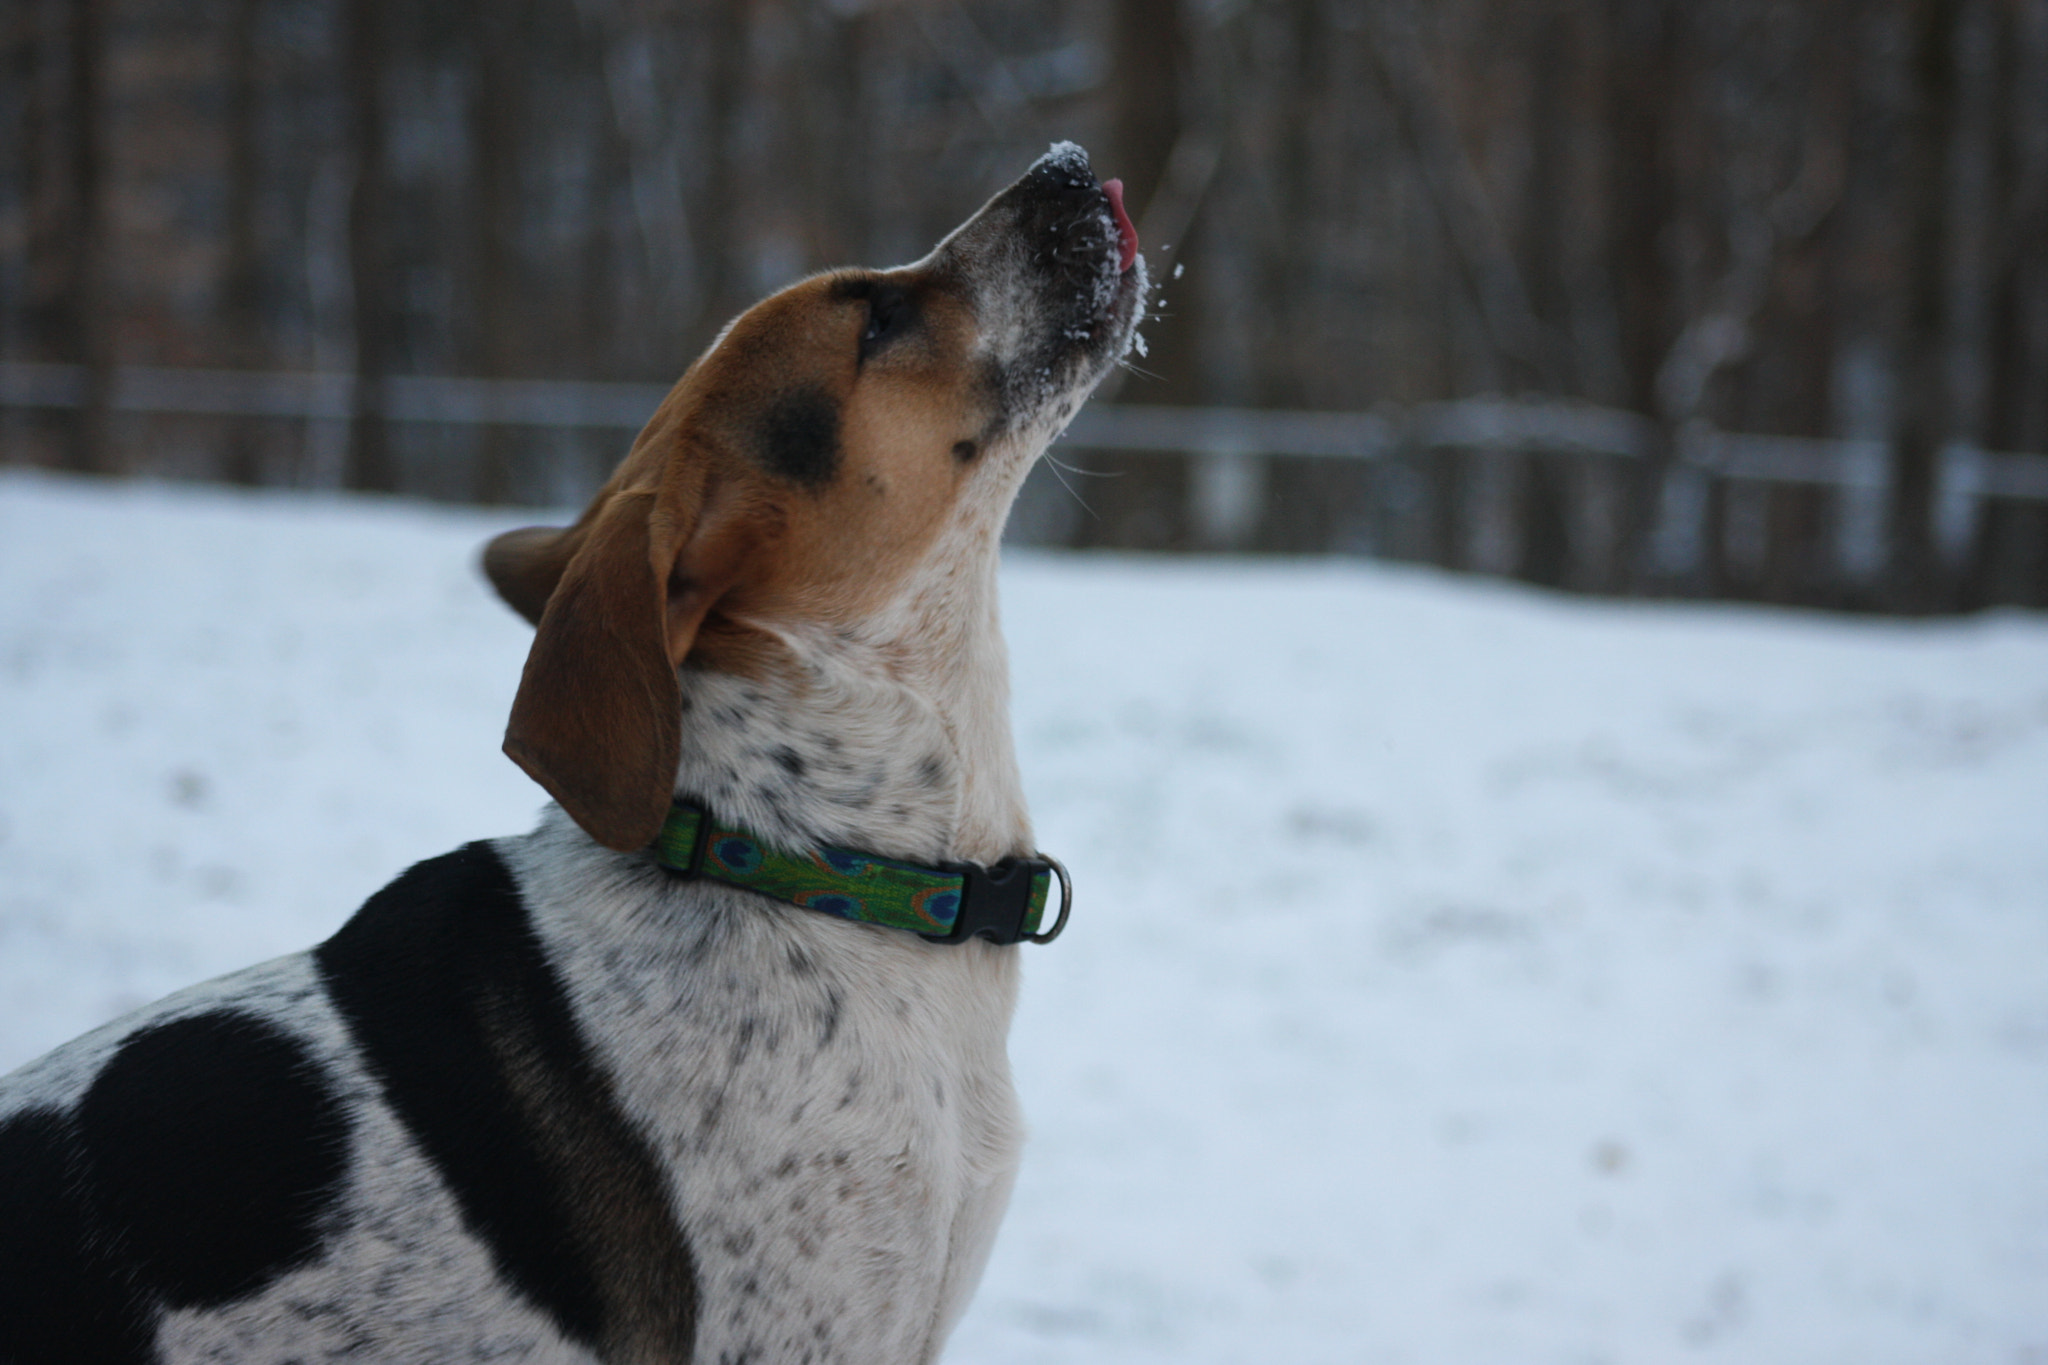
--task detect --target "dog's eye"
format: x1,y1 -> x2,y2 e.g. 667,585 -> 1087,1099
859,288 -> 910,360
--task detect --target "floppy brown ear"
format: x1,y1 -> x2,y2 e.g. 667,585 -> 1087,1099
501,484 -> 730,852
482,524 -> 582,626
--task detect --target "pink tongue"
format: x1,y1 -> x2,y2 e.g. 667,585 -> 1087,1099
1103,178 -> 1139,273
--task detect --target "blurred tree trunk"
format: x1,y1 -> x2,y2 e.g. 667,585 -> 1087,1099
1516,3 -> 1577,586
693,0 -> 750,349
1242,1 -> 1317,551
1520,2 -> 1579,393
802,6 -> 870,271
221,0 -> 264,486
467,0 -> 528,505
576,35 -> 629,382
1110,0 -> 1185,248
344,0 -> 396,493
59,0 -> 111,474
1364,2 -> 1553,396
1073,0 -> 1195,550
1603,0 -> 1681,592
1754,5 -> 1848,606
1885,0 -> 1960,612
1966,0 -> 2048,607
16,0 -> 61,464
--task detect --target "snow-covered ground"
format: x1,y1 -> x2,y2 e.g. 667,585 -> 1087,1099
3,469 -> 2046,1363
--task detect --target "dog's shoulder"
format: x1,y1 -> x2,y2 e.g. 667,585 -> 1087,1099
0,839 -> 694,1364
313,838 -> 699,1353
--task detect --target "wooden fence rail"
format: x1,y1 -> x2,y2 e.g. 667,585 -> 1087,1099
6,361 -> 2047,609
7,360 -> 2044,499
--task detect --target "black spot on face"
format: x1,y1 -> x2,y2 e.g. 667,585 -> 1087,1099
952,439 -> 979,463
773,746 -> 806,779
73,1009 -> 352,1309
757,386 -> 841,488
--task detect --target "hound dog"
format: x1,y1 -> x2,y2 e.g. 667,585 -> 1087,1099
0,142 -> 1145,1364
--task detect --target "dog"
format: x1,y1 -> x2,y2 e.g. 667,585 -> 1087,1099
0,142 -> 1145,1364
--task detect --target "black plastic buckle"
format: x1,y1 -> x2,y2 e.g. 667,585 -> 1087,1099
923,857 -> 1054,946
653,800 -> 715,879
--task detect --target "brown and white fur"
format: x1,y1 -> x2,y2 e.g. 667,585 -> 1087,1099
0,143 -> 1146,1364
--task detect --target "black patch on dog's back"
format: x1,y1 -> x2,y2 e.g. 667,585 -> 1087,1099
77,1010 -> 351,1307
757,385 -> 841,487
314,842 -> 697,1359
0,1109 -> 155,1365
0,1011 -> 348,1361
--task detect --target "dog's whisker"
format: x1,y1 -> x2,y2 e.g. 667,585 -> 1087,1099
1045,452 -> 1122,479
1043,457 -> 1104,521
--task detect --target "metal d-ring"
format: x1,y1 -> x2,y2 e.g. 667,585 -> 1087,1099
1028,853 -> 1073,944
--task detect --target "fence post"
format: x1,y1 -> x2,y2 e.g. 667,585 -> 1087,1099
1191,448 -> 1265,550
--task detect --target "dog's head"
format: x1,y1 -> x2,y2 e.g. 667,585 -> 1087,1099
483,143 -> 1146,852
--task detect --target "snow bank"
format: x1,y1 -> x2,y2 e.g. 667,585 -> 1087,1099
3,470 -> 2045,1362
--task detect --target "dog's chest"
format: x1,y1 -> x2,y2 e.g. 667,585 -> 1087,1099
506,828 -> 1025,1363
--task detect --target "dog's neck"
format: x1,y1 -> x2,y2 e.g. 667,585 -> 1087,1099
670,530 -> 1030,869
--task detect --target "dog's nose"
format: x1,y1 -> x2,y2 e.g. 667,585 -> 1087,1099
999,142 -> 1133,289
929,141 -> 1149,436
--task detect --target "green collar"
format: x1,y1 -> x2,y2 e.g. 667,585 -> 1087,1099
650,800 -> 1071,946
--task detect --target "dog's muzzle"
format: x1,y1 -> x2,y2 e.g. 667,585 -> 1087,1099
935,142 -> 1150,437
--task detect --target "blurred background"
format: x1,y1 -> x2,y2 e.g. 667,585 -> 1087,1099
5,5 -> 2048,1357
1,0 -> 2045,613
